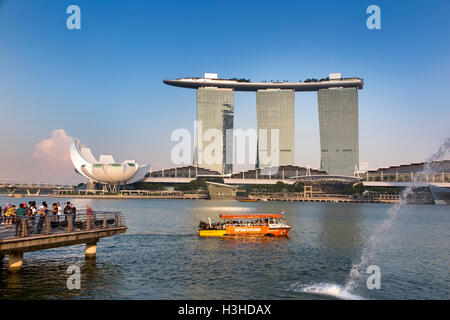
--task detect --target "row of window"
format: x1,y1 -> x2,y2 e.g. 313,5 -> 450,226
321,149 -> 353,152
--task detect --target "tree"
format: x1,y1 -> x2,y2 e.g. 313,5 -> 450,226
174,178 -> 207,191
351,183 -> 366,194
132,182 -> 165,190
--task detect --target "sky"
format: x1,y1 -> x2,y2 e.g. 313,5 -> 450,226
0,0 -> 449,183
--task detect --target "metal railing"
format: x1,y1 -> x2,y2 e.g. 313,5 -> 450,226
0,211 -> 125,238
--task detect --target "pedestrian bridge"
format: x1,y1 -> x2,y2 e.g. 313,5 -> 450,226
0,180 -> 73,189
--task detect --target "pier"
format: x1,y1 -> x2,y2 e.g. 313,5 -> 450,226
0,212 -> 127,272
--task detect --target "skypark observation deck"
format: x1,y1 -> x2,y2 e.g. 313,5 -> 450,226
163,77 -> 364,91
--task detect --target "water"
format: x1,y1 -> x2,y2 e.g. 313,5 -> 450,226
0,197 -> 448,300
344,137 -> 450,293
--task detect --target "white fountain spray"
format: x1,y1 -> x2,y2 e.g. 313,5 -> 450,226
295,138 -> 449,299
344,137 -> 450,292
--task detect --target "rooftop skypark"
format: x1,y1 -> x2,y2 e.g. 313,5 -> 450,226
163,73 -> 363,92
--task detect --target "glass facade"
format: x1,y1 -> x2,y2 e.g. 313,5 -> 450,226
318,88 -> 359,176
195,87 -> 234,174
256,89 -> 295,168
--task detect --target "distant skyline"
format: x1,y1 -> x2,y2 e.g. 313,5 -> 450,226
0,0 -> 449,183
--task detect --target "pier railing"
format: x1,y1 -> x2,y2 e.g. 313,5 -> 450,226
0,211 -> 125,239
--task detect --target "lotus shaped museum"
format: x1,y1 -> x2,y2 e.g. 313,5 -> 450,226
70,139 -> 149,190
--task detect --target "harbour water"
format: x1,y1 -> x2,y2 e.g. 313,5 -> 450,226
0,196 -> 448,300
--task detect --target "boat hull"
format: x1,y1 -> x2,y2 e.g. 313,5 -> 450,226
199,226 -> 290,237
199,230 -> 227,237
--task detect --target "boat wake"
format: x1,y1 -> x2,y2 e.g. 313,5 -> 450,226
290,282 -> 364,300
126,232 -> 194,238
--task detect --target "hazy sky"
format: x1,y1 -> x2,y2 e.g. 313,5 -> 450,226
0,0 -> 449,183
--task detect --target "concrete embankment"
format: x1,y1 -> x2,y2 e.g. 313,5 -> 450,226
49,193 -> 403,203
52,194 -> 209,200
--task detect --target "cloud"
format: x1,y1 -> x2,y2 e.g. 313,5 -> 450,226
33,129 -> 73,168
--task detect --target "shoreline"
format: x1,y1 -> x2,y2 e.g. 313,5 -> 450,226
0,193 -> 403,203
0,193 -> 208,200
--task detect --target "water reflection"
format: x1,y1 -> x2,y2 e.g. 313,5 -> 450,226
0,196 -> 448,299
317,203 -> 363,252
6,271 -> 22,289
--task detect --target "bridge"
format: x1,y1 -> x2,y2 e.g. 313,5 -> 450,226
0,180 -> 74,196
0,180 -> 73,189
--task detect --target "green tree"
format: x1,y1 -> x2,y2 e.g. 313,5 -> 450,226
174,178 -> 207,191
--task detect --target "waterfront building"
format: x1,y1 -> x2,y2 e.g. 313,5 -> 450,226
70,139 -> 149,192
205,181 -> 247,200
164,73 -> 363,174
256,89 -> 295,168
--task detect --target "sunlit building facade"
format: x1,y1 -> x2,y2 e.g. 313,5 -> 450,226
195,87 -> 234,174
318,87 -> 359,176
256,89 -> 295,168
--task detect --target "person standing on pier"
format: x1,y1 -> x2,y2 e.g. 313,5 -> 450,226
63,202 -> 71,222
51,203 -> 58,222
29,201 -> 37,232
71,204 -> 77,227
35,203 -> 48,235
15,203 -> 26,217
26,203 -> 33,233
15,203 -> 27,236
64,202 -> 77,227
86,204 -> 95,227
4,205 -> 15,229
